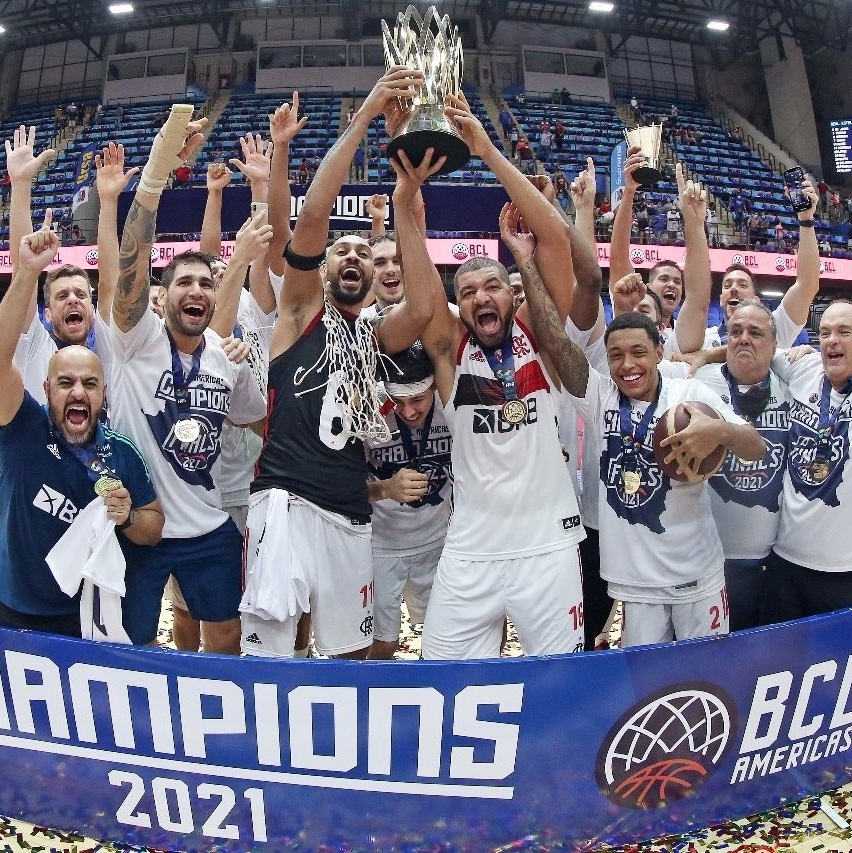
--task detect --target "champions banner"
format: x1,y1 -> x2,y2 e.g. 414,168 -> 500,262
72,142 -> 98,212
1,613 -> 851,851
610,141 -> 627,211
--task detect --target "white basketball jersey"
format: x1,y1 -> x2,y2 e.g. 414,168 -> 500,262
442,320 -> 584,559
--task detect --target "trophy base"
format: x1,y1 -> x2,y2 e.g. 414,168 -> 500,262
386,104 -> 470,176
633,165 -> 662,186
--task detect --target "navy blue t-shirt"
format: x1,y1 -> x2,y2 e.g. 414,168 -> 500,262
0,393 -> 157,616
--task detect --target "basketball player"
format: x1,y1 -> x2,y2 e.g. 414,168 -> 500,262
103,105 -> 270,652
701,177 -> 819,350
365,344 -> 452,659
0,218 -> 162,637
414,94 -> 586,660
514,202 -> 766,646
240,67 -> 442,660
763,299 -> 852,621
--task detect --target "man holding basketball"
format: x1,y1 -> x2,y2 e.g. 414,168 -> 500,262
508,203 -> 765,646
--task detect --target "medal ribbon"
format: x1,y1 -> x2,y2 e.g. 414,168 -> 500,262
483,338 -> 520,404
167,330 -> 204,416
816,376 -> 852,462
618,377 -> 662,473
397,397 -> 436,468
721,364 -> 771,421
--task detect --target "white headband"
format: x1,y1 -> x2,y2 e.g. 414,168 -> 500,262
385,375 -> 434,399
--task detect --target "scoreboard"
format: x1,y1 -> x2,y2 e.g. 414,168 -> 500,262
830,118 -> 852,173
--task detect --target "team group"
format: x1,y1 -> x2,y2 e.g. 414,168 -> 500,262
0,66 -> 849,660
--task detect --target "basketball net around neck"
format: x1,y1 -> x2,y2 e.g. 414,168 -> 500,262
293,299 -> 392,443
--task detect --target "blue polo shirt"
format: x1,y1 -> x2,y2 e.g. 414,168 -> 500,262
0,393 -> 157,616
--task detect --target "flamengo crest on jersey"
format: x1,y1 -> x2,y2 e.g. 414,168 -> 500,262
148,367 -> 228,490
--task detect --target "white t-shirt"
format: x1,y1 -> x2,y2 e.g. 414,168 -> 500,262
771,352 -> 852,572
13,314 -> 55,404
100,309 -> 267,538
693,363 -> 791,560
570,371 -> 745,591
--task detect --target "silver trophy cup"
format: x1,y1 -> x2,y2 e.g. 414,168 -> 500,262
381,5 -> 470,176
624,123 -> 663,186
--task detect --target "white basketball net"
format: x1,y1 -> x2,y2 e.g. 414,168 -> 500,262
293,300 -> 392,443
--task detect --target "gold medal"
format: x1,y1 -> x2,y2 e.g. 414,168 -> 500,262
174,417 -> 201,444
94,476 -> 123,497
622,469 -> 641,494
502,399 -> 527,424
810,460 -> 829,483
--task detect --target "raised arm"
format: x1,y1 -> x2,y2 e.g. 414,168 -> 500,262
500,203 -> 589,398
372,149 -> 443,355
0,214 -> 59,425
268,68 -> 421,361
445,93 -> 575,321
95,142 -> 140,322
366,194 -> 388,238
673,163 -> 711,353
114,106 -> 206,333
781,175 -> 820,325
199,162 -> 232,257
210,210 -> 273,337
610,145 -> 644,284
567,156 -> 605,335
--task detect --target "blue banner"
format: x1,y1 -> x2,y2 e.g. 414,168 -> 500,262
119,184 -> 510,238
610,140 -> 628,211
1,613 -> 851,851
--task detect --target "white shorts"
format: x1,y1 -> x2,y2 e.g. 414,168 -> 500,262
620,585 -> 729,647
422,547 -> 584,660
240,492 -> 373,657
372,545 -> 442,642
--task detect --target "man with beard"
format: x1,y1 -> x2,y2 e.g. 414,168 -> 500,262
414,95 -> 586,660
240,67 -> 438,660
0,219 -> 163,637
102,105 -> 269,652
702,184 -> 818,348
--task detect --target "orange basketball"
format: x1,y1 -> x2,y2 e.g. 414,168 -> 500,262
652,402 -> 726,483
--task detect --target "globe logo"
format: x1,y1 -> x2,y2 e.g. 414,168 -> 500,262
775,257 -> 786,272
630,248 -> 645,265
150,247 -> 160,263
595,683 -> 737,808
452,243 -> 469,261
731,254 -> 745,265
85,248 -> 99,266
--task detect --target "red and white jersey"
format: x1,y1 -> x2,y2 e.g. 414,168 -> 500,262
442,319 -> 584,560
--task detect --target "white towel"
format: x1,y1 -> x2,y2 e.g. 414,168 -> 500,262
239,489 -> 311,622
46,499 -> 131,644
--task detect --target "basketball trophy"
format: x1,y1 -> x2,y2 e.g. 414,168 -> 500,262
623,123 -> 663,186
381,5 -> 469,175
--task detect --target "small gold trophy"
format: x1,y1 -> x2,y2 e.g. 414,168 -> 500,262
623,123 -> 663,186
381,5 -> 470,175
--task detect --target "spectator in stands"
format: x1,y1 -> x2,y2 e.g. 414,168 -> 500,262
554,120 -> 565,152
352,145 -> 365,182
297,156 -> 310,185
630,95 -> 640,123
516,138 -> 534,174
71,224 -> 86,246
819,235 -> 832,256
538,126 -> 553,164
515,92 -> 525,104
817,178 -> 829,214
508,124 -> 519,158
731,126 -> 744,143
634,194 -> 649,242
830,189 -> 841,221
705,202 -> 718,241
58,209 -> 73,246
499,105 -> 512,140
773,217 -> 785,250
54,106 -> 64,132
560,88 -> 571,105
669,104 -> 678,126
729,188 -> 749,231
665,201 -> 680,238
0,172 -> 10,206
94,103 -> 103,126
551,88 -> 560,104
66,103 -> 78,130
113,104 -> 123,131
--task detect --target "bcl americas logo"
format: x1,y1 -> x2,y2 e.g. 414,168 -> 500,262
595,682 -> 738,808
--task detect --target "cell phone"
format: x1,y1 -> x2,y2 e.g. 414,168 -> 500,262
783,167 -> 812,213
250,201 -> 269,226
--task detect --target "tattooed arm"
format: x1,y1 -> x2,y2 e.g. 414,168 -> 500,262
112,109 -> 206,333
500,203 -> 589,398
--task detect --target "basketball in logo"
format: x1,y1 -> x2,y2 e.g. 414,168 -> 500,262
731,253 -> 745,265
775,257 -> 786,272
150,247 -> 160,263
452,243 -> 469,261
630,248 -> 645,265
819,260 -> 826,275
595,683 -> 737,809
85,248 -> 99,266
